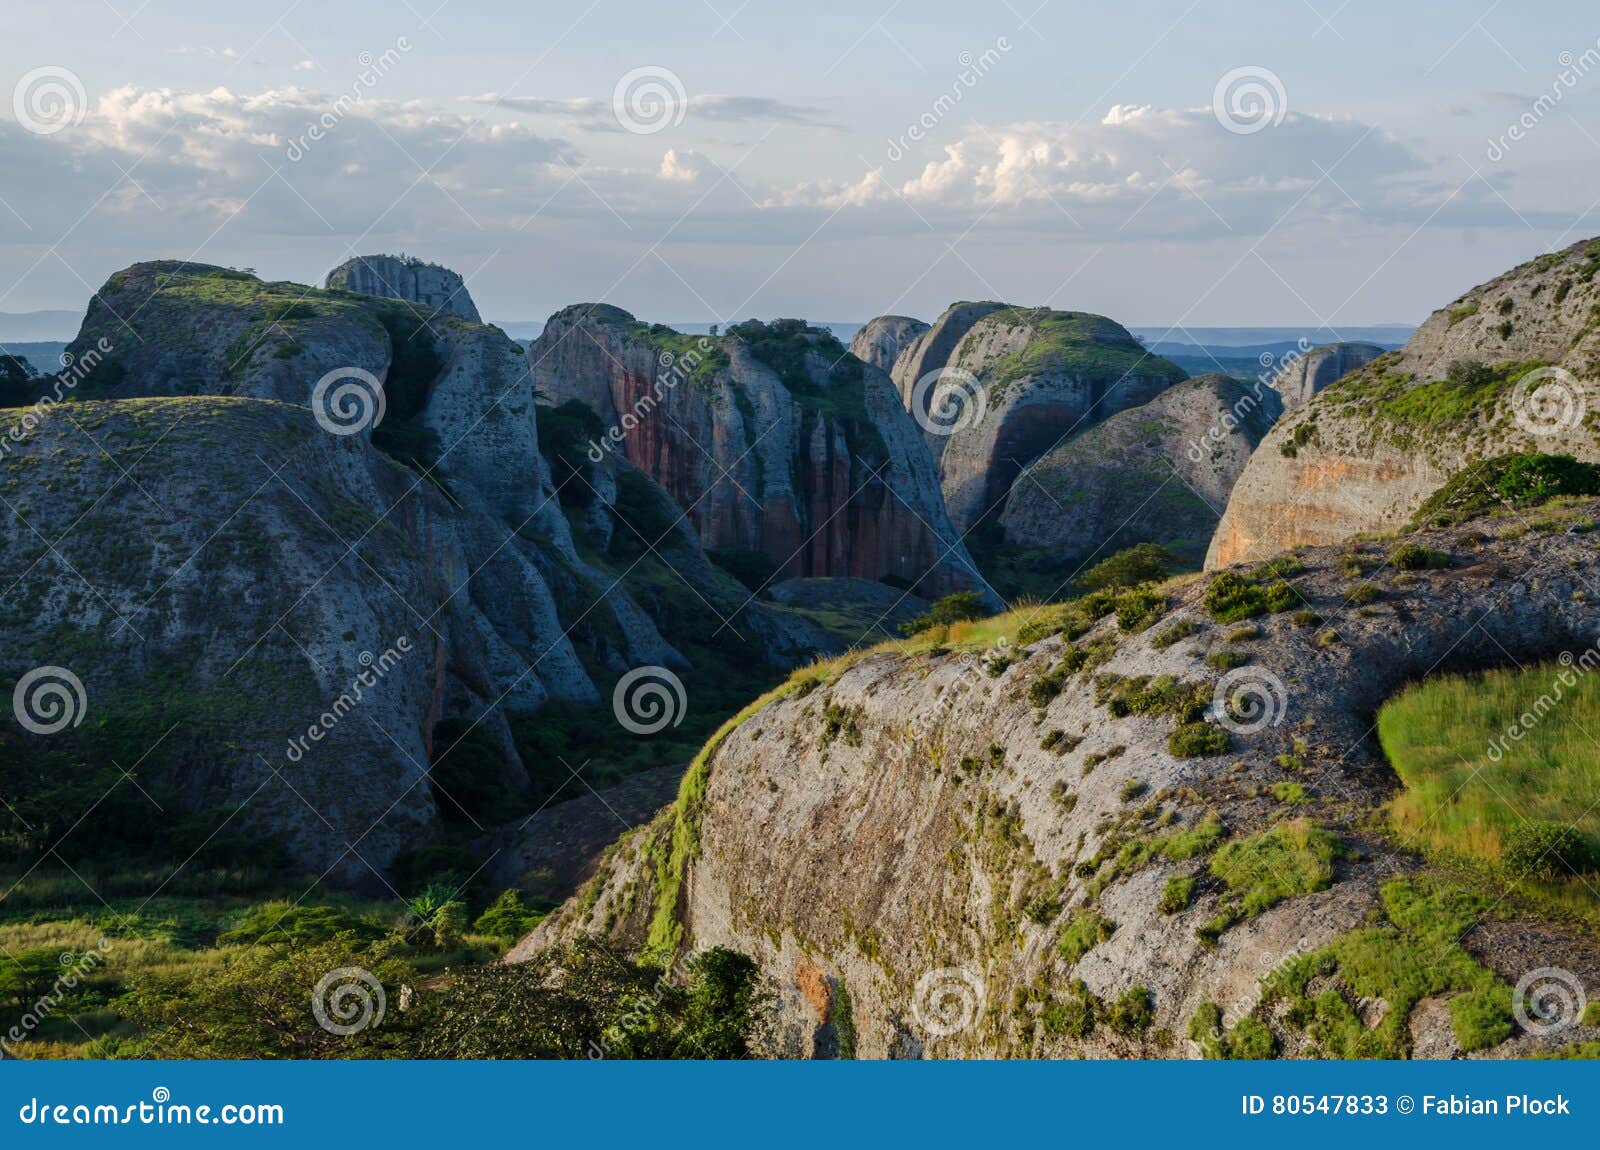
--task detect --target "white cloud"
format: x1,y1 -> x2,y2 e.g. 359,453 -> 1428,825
471,92 -> 840,132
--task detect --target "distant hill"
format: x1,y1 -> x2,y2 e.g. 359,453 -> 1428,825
0,310 -> 81,341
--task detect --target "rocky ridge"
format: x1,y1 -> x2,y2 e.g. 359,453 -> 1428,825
516,508 -> 1600,1059
1209,238 -> 1600,568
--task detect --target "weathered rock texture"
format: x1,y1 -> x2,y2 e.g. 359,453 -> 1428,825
1210,238 -> 1600,568
1001,374 -> 1280,568
34,262 -> 879,877
890,304 -> 1189,532
1270,342 -> 1384,412
519,512 -> 1600,1059
529,306 -> 992,603
325,254 -> 482,322
848,315 -> 928,374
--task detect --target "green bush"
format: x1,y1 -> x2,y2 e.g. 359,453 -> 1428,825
1449,987 -> 1514,1051
1210,820 -> 1340,918
1502,820 -> 1596,881
899,591 -> 987,636
1077,543 -> 1175,591
1113,588 -> 1166,632
1057,909 -> 1115,965
1151,618 -> 1198,649
1169,722 -> 1231,758
1107,986 -> 1155,1037
473,890 -> 545,941
1160,875 -> 1195,914
1389,542 -> 1450,571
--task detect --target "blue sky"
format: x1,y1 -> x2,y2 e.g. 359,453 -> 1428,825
3,0 -> 1599,328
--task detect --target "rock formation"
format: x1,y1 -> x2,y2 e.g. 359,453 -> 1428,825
1270,342 -> 1384,412
1209,238 -> 1600,568
529,307 -> 993,604
325,254 -> 483,322
847,314 -> 928,373
889,304 -> 1189,533
517,508 -> 1600,1059
1001,374 -> 1280,570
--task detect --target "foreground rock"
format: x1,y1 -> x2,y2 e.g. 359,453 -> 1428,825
1209,239 -> 1600,568
1001,374 -> 1280,569
518,510 -> 1600,1058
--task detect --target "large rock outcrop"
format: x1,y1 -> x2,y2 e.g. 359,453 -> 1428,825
848,315 -> 928,373
21,262 -> 872,878
325,254 -> 482,322
1000,374 -> 1280,569
529,307 -> 992,604
1270,342 -> 1384,412
519,510 -> 1600,1059
1209,238 -> 1600,568
890,304 -> 1189,532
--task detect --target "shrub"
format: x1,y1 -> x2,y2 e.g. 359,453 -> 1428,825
1502,821 -> 1596,881
1107,986 -> 1155,1037
1345,583 -> 1380,606
1290,609 -> 1323,628
1225,1017 -> 1277,1060
1389,542 -> 1449,571
1160,875 -> 1196,914
1226,625 -> 1261,643
1077,543 -> 1174,591
1040,988 -> 1097,1039
1203,572 -> 1266,622
1113,588 -> 1166,632
1057,909 -> 1115,965
1151,618 -> 1198,649
1206,648 -> 1246,671
1169,722 -> 1231,758
218,902 -> 376,948
473,890 -> 545,941
1270,781 -> 1309,805
1120,779 -> 1148,803
1209,820 -> 1341,918
1449,987 -> 1514,1052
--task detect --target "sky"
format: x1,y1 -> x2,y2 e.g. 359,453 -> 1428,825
2,0 -> 1599,331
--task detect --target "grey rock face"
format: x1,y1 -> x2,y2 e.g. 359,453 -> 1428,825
1270,342 -> 1384,412
519,511 -> 1600,1059
1001,374 -> 1279,568
848,315 -> 929,374
326,254 -> 482,323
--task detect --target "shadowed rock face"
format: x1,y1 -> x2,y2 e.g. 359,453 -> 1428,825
1270,342 -> 1385,412
1000,374 -> 1280,569
528,305 -> 993,604
325,254 -> 482,323
1209,237 -> 1600,569
517,510 -> 1600,1059
890,303 -> 1189,533
848,315 -> 928,373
